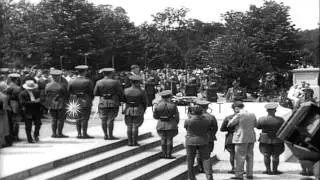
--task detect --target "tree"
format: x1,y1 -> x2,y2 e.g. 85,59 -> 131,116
222,0 -> 303,73
209,33 -> 270,91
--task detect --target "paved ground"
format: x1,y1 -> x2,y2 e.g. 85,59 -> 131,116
2,97 -> 311,180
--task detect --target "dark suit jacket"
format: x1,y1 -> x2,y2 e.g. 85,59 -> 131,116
19,89 -> 41,115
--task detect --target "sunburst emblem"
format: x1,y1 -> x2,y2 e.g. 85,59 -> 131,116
66,99 -> 81,118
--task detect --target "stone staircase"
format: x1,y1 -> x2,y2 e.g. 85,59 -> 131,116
1,132 -> 219,180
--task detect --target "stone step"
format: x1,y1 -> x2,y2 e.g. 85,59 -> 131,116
25,136 -> 161,180
1,132 -> 152,180
151,155 -> 219,180
70,143 -> 185,180
113,149 -> 187,180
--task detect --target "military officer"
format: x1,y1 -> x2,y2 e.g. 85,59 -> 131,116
153,90 -> 179,159
94,68 -> 124,140
226,80 -> 247,102
145,77 -> 157,107
184,105 -> 213,180
196,100 -> 218,173
68,65 -> 94,139
45,70 -> 69,138
6,73 -> 23,141
257,103 -> 285,175
123,75 -> 148,146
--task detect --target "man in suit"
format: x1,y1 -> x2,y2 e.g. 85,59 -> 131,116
45,70 -> 69,138
220,103 -> 239,173
228,101 -> 257,179
153,90 -> 179,159
94,68 -> 124,140
123,75 -> 148,146
68,65 -> 94,139
257,103 -> 285,175
19,80 -> 41,143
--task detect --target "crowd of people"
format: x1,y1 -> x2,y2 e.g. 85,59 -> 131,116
0,64 -> 318,180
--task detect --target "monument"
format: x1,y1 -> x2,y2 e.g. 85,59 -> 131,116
292,67 -> 320,100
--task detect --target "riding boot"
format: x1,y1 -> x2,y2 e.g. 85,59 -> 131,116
166,142 -> 175,159
197,155 -> 204,173
272,156 -> 282,174
102,122 -> 108,140
108,120 -> 117,139
51,119 -> 57,138
132,127 -> 139,146
161,144 -> 167,158
127,126 -> 133,146
57,120 -> 68,138
82,120 -> 94,139
76,120 -> 82,138
203,159 -> 213,180
263,155 -> 271,174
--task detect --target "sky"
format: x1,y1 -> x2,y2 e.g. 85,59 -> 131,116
27,0 -> 319,30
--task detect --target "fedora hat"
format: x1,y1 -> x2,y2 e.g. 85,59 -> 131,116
23,80 -> 38,90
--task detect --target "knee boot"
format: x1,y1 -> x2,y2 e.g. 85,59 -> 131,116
51,118 -> 57,138
203,159 -> 213,180
25,121 -> 33,143
132,127 -> 139,146
263,155 -> 271,174
197,155 -> 204,173
102,122 -> 108,139
57,120 -> 68,138
108,120 -> 117,139
160,139 -> 167,158
76,120 -> 82,138
272,155 -> 282,174
13,122 -> 20,141
127,126 -> 133,146
82,120 -> 93,139
166,140 -> 175,159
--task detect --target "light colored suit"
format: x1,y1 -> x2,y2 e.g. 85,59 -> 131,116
227,109 -> 257,178
227,110 -> 257,144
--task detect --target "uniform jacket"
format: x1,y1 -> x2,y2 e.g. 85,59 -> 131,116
94,77 -> 124,108
184,114 -> 212,146
19,89 -> 41,115
153,100 -> 179,130
203,112 -> 218,142
257,115 -> 284,144
220,114 -> 236,145
124,86 -> 148,116
45,80 -> 68,109
6,83 -> 22,114
227,109 -> 257,144
68,76 -> 94,108
185,83 -> 198,96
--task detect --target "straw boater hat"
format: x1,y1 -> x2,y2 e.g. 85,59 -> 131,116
23,80 -> 38,90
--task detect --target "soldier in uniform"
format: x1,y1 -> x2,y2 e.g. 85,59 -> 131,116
94,68 -> 124,140
45,70 -> 69,138
68,65 -> 94,139
195,100 -> 218,173
153,90 -> 179,159
257,103 -> 285,175
123,75 -> 148,146
206,82 -> 218,102
226,80 -> 247,102
19,80 -> 41,143
184,105 -> 213,180
145,77 -> 157,107
220,103 -> 239,173
6,73 -> 23,142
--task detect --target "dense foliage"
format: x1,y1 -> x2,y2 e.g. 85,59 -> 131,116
0,0 -> 318,90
